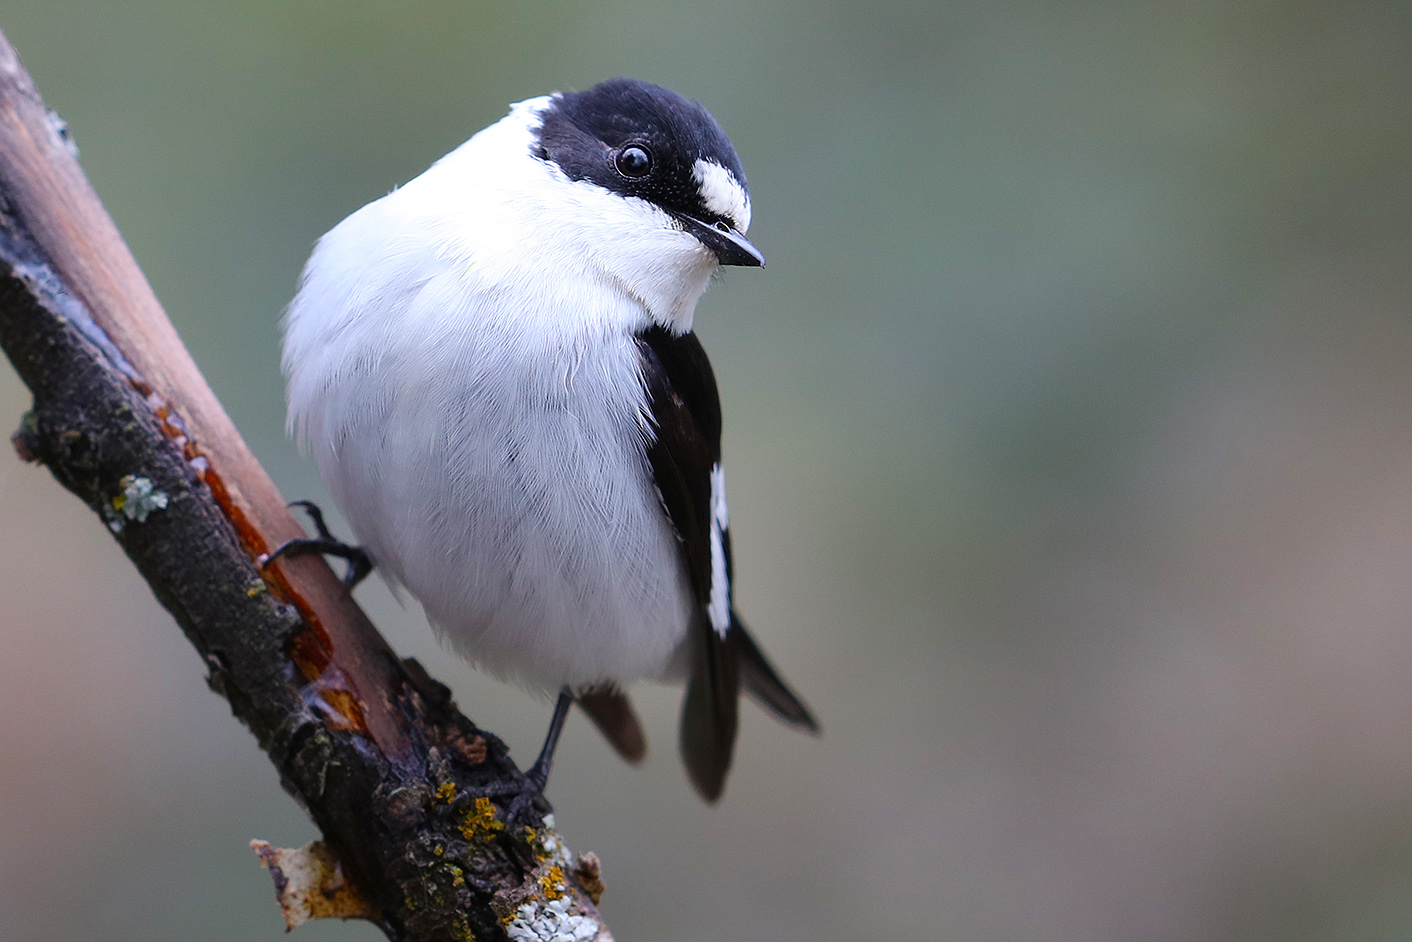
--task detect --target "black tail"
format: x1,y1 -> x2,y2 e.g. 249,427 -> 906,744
680,615 -> 740,802
680,611 -> 818,802
730,612 -> 820,734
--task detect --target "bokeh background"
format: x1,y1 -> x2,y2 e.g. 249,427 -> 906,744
3,2 -> 1411,939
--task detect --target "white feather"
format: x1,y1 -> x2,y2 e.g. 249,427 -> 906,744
706,464 -> 731,637
692,159 -> 751,231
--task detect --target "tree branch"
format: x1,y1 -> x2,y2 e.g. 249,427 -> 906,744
0,29 -> 612,942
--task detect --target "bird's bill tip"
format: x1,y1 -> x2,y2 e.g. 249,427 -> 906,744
675,212 -> 765,267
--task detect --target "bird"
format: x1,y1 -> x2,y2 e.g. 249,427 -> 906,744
278,77 -> 818,803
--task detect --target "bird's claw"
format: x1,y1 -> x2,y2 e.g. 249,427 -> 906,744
264,500 -> 374,588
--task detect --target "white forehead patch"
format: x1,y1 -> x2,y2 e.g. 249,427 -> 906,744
692,159 -> 752,231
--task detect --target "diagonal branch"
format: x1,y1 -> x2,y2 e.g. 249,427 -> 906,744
0,28 -> 612,942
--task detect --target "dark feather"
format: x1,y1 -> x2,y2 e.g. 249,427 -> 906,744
679,613 -> 739,801
576,687 -> 647,764
636,325 -> 815,800
636,326 -> 720,600
730,611 -> 819,733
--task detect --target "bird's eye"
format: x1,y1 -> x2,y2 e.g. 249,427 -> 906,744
616,145 -> 652,178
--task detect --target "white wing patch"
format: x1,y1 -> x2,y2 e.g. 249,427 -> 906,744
707,463 -> 731,638
692,159 -> 752,232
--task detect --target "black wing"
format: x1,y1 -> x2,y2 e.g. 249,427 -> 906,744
636,326 -> 818,802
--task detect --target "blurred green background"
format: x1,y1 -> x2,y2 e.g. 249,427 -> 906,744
3,2 -> 1412,939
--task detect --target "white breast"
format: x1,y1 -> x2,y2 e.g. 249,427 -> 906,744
282,98 -> 716,692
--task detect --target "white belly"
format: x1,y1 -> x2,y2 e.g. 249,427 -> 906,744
302,316 -> 693,693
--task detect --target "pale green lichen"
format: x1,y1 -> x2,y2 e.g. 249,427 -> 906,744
18,409 -> 38,437
112,475 -> 169,523
499,815 -> 604,940
504,898 -> 599,942
536,816 -> 572,868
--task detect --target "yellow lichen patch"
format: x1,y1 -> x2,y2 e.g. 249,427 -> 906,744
520,827 -> 547,862
459,797 -> 504,841
538,864 -> 567,901
435,781 -> 457,803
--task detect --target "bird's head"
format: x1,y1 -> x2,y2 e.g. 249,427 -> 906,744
531,78 -> 763,270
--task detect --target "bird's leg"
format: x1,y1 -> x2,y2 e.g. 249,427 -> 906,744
507,687 -> 574,822
262,500 -> 374,589
527,687 -> 574,791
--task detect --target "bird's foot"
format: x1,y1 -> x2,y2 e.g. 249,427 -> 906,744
260,500 -> 373,589
503,770 -> 553,827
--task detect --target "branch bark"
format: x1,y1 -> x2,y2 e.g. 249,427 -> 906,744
0,29 -> 612,942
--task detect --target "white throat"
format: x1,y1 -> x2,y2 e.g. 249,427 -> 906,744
400,96 -> 721,334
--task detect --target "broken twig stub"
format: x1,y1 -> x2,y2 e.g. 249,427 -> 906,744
251,840 -> 380,931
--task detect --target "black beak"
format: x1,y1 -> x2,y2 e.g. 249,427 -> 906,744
674,213 -> 765,267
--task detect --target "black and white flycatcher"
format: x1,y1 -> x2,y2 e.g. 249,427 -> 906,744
280,78 -> 818,802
